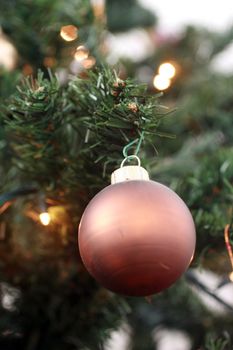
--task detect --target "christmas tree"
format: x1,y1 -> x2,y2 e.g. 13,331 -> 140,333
0,1 -> 233,349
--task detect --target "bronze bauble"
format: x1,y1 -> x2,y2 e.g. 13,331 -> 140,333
78,180 -> 196,296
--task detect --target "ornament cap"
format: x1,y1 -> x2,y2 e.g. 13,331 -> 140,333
111,165 -> 150,184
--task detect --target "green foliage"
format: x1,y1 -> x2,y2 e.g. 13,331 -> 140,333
67,67 -> 168,172
205,333 -> 230,350
0,66 -> 169,349
106,0 -> 156,32
1,67 -> 168,196
1,0 -> 233,348
0,0 -> 94,69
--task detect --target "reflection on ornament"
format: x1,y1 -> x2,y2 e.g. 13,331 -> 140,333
153,74 -> 171,91
60,25 -> 78,41
0,31 -> 18,71
39,212 -> 51,226
229,271 -> 233,282
81,56 -> 96,69
158,62 -> 176,79
78,159 -> 196,296
74,46 -> 89,61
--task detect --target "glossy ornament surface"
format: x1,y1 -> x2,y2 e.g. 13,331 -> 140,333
78,172 -> 196,296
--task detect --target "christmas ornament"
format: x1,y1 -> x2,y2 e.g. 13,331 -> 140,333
74,45 -> 89,61
60,25 -> 78,41
78,156 -> 196,296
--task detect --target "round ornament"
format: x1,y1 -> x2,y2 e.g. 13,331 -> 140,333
78,157 -> 196,297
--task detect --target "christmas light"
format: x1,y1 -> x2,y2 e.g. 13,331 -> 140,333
79,155 -> 196,296
81,56 -> 96,69
229,271 -> 233,282
0,31 -> 18,71
39,212 -> 51,226
60,25 -> 78,41
224,224 -> 233,267
224,224 -> 233,279
158,62 -> 176,79
74,46 -> 89,61
153,74 -> 171,91
43,57 -> 56,68
22,64 -> 33,76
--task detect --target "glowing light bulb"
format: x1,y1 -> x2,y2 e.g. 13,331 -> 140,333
74,46 -> 89,61
81,56 -> 96,69
153,74 -> 171,91
60,25 -> 78,41
0,34 -> 18,71
91,0 -> 105,19
229,271 -> 233,282
39,212 -> 51,226
158,62 -> 176,79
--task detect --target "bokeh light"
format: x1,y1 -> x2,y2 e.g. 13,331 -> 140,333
229,271 -> 233,282
81,56 -> 96,69
60,25 -> 78,42
153,74 -> 171,91
74,45 -> 89,61
158,62 -> 176,79
39,212 -> 51,226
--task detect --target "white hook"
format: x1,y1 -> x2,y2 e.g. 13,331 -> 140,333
120,155 -> 141,168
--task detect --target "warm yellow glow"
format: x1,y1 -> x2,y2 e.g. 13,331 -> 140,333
60,25 -> 78,41
74,45 -> 89,61
229,271 -> 233,282
39,212 -> 51,226
158,62 -> 176,79
91,0 -> 106,19
0,35 -> 18,71
22,64 -> 33,76
81,56 -> 96,69
153,74 -> 171,91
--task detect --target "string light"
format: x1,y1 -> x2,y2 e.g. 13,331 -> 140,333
0,30 -> 18,71
224,224 -> 233,281
153,61 -> 177,91
158,62 -> 176,79
60,25 -> 78,41
229,271 -> 233,282
43,57 -> 56,68
39,212 -> 51,226
153,74 -> 171,91
22,64 -> 33,76
91,0 -> 106,20
81,56 -> 96,69
74,45 -> 89,61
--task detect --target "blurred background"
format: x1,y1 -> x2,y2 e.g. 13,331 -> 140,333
1,0 -> 233,349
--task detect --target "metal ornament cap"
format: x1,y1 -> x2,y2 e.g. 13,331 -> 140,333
111,165 -> 149,184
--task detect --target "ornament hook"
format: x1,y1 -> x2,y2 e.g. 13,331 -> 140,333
122,131 -> 145,159
120,155 -> 141,168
